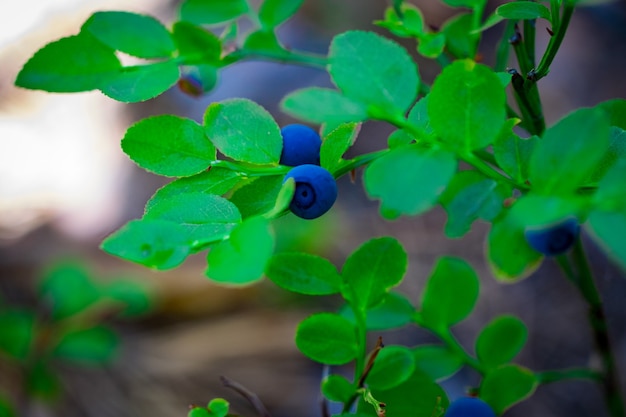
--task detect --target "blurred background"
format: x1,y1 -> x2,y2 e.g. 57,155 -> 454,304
1,0 -> 626,416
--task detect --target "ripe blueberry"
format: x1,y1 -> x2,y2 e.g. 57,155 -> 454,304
279,124 -> 322,166
284,164 -> 337,219
524,217 -> 580,256
444,397 -> 496,417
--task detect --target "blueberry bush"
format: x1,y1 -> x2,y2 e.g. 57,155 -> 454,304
12,0 -> 626,416
0,263 -> 150,415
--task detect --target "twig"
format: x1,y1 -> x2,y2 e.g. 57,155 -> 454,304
220,376 -> 272,417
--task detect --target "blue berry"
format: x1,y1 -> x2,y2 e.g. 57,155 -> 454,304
279,124 -> 322,166
524,217 -> 580,256
284,165 -> 337,219
444,397 -> 496,417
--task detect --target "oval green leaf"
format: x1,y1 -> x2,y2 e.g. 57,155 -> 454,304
365,145 -> 457,219
329,30 -> 419,114
204,98 -> 282,165
82,11 -> 175,58
480,364 -> 538,414
281,88 -> 369,125
413,345 -> 464,381
266,252 -> 342,295
52,326 -> 119,364
367,345 -> 416,390
206,216 -> 274,285
341,237 -> 408,311
428,59 -> 506,151
15,33 -> 120,93
295,313 -> 359,365
101,219 -> 191,270
100,61 -> 180,102
476,315 -> 528,368
122,115 -> 215,177
419,257 -> 479,329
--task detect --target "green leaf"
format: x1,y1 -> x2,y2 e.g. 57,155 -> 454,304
339,292 -> 415,331
100,61 -> 180,102
442,0 -> 486,7
101,219 -> 191,270
367,345 -> 416,390
588,210 -> 626,271
189,407 -> 211,417
428,59 -> 506,151
329,30 -> 419,114
320,123 -> 360,173
15,33 -> 120,93
265,252 -> 342,295
493,131 -> 538,183
82,11 -> 175,58
228,176 -> 284,218
0,394 -> 15,417
441,13 -> 474,58
295,312 -> 358,365
364,145 -> 457,219
0,308 -> 35,360
26,361 -> 61,401
476,315 -> 528,368
147,168 -> 243,208
179,0 -> 249,25
440,170 -> 511,238
321,374 -> 354,403
588,161 -> 626,269
420,257 -> 479,329
417,32 -> 446,58
341,237 -> 408,311
359,369 -> 449,417
379,5 -> 425,37
208,399 -> 229,417
204,98 -> 282,164
587,127 -> 626,183
102,279 -> 152,317
496,2 -> 551,21
480,364 -> 538,414
413,345 -> 464,381
39,263 -> 100,321
593,159 -> 626,211
281,88 -> 369,125
243,30 -> 285,54
122,115 -> 215,177
529,107 -> 611,194
259,0 -> 304,28
144,192 -> 241,245
206,216 -> 274,285
406,96 -> 434,140
487,209 -> 543,281
173,21 -> 222,64
597,98 -> 626,130
52,326 -> 119,364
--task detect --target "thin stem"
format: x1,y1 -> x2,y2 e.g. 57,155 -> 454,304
334,149 -> 389,178
534,1 -> 575,80
523,20 -> 537,69
222,48 -> 328,69
342,308 -> 369,414
221,376 -> 272,417
208,160 -> 290,176
557,239 -> 626,417
537,368 -> 604,384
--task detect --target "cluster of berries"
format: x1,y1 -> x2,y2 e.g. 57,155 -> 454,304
280,124 -> 337,219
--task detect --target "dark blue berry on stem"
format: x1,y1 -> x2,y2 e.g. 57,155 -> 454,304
444,397 -> 496,417
279,124 -> 322,166
524,217 -> 580,256
284,165 -> 337,219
